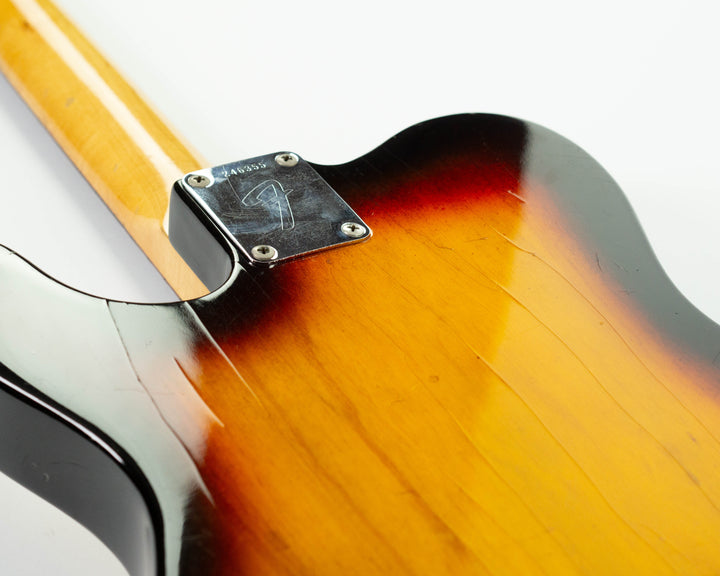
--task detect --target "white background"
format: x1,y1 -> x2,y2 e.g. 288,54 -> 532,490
0,0 -> 719,574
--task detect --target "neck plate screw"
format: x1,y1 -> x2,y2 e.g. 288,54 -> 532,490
251,244 -> 278,261
187,174 -> 211,188
275,153 -> 299,167
340,222 -> 368,238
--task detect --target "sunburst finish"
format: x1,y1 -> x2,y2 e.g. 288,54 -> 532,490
0,1 -> 719,575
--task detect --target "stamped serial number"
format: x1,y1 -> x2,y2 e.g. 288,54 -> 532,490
220,161 -> 267,178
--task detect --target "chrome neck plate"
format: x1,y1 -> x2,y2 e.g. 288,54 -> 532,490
178,153 -> 371,267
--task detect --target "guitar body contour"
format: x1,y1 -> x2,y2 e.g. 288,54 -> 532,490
0,114 -> 719,575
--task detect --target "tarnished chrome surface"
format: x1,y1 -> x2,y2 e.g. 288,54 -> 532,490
179,153 -> 371,266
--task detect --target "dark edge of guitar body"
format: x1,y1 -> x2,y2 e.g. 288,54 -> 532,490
0,363 -> 164,575
0,113 -> 718,576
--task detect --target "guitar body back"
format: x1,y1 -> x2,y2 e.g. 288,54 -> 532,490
1,114 -> 719,575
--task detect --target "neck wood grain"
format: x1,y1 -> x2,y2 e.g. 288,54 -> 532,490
0,0 -> 207,299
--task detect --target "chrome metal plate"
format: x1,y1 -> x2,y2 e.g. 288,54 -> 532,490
179,153 -> 371,266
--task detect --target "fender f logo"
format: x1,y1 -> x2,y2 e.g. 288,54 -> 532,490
241,179 -> 295,231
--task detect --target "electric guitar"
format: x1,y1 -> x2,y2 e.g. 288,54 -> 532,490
1,1 -> 719,575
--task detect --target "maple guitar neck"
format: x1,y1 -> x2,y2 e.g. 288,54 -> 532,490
2,1 -> 720,576
0,0 -> 205,298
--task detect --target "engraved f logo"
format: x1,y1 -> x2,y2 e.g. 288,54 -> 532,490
241,179 -> 295,231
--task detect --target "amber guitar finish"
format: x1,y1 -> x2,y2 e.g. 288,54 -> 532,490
1,2 -> 720,576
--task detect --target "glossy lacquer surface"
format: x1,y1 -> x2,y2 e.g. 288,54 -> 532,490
1,115 -> 720,576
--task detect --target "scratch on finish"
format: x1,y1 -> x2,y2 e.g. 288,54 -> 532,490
415,361 -> 581,573
613,262 -> 629,273
466,347 -> 677,571
402,225 -> 455,252
505,189 -> 526,203
173,357 -> 225,428
260,335 -> 490,571
477,266 -> 720,513
226,171 -> 241,203
181,302 -> 264,409
450,480 -> 557,576
490,226 -> 536,256
105,301 -> 214,503
491,224 -> 720,450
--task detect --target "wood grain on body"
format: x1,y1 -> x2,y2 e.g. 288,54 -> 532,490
170,153 -> 720,575
0,0 -> 206,298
